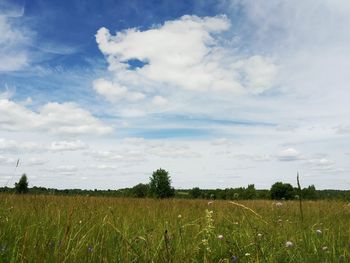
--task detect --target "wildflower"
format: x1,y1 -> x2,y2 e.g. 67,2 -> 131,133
48,241 -> 55,249
275,202 -> 283,207
218,234 -> 224,240
278,219 -> 283,223
87,245 -> 93,253
231,255 -> 238,262
245,253 -> 251,256
178,214 -> 182,219
285,241 -> 294,248
316,229 -> 322,235
322,246 -> 328,251
257,233 -> 263,238
79,220 -> 82,224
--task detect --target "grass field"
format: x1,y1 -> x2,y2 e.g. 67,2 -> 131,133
0,194 -> 349,262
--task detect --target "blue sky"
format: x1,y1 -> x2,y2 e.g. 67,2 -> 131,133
0,0 -> 349,190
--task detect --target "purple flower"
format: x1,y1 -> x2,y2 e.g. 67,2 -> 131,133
231,255 -> 238,262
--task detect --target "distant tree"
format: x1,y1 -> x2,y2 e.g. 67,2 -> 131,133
15,174 -> 28,194
270,182 -> 294,200
132,183 -> 150,198
244,184 -> 257,199
149,168 -> 175,198
302,185 -> 318,200
189,187 -> 201,199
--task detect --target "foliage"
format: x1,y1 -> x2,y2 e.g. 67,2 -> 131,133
149,168 -> 175,198
14,174 -> 28,194
270,182 -> 295,200
131,183 -> 150,198
189,187 -> 201,198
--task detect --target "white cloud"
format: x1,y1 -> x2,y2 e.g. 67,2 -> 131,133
0,138 -> 40,153
0,154 -> 15,165
234,154 -> 271,162
211,138 -> 233,146
49,140 -> 88,152
335,125 -> 350,134
88,150 -> 145,162
25,157 -> 47,166
148,144 -> 201,158
152,95 -> 168,106
0,15 -> 30,71
277,148 -> 303,161
93,78 -> 145,102
0,99 -> 113,136
95,15 -> 277,95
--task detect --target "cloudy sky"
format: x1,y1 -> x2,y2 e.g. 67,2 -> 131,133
0,0 -> 349,190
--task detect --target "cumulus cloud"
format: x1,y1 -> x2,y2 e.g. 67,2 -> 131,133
0,138 -> 89,153
148,144 -> 201,158
93,78 -> 145,102
0,155 -> 15,165
0,99 -> 113,136
234,154 -> 271,162
0,138 -> 40,153
48,140 -> 88,152
88,150 -> 145,162
277,148 -> 303,161
95,15 -> 277,97
24,157 -> 47,166
152,95 -> 168,106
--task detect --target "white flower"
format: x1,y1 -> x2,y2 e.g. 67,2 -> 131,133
322,246 -> 328,251
218,234 -> 224,240
178,214 -> 182,219
257,233 -> 263,238
285,241 -> 294,248
245,253 -> 251,256
316,229 -> 322,235
275,202 -> 283,207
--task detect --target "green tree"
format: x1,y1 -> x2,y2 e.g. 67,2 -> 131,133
244,184 -> 257,199
270,182 -> 294,200
189,187 -> 201,199
132,183 -> 149,198
149,168 -> 175,198
15,174 -> 28,194
302,185 -> 318,200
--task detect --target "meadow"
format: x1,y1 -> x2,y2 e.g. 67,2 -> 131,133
0,194 -> 349,262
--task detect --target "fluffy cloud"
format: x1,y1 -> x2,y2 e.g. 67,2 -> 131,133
48,140 -> 88,152
93,78 -> 145,102
95,15 -> 277,98
0,154 -> 15,165
0,138 -> 40,153
0,99 -> 112,136
277,148 -> 303,161
148,144 -> 201,158
0,138 -> 89,153
152,95 -> 168,106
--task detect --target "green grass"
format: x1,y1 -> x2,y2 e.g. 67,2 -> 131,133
0,194 -> 349,262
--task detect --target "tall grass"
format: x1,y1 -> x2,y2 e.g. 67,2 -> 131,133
0,194 -> 349,262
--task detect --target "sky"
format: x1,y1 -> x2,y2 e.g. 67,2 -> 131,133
0,0 -> 349,190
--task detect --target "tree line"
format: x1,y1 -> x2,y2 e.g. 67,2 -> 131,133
1,169 -> 350,201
